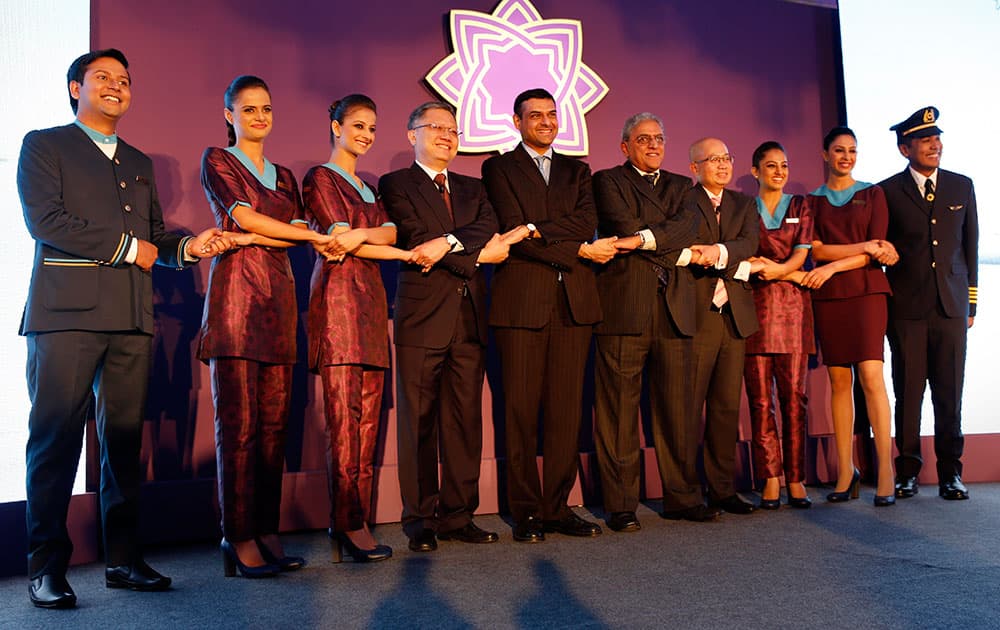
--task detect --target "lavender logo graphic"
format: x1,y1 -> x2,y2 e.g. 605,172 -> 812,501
425,0 -> 609,156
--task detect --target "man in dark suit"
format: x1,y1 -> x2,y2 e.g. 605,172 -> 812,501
380,101 -> 512,552
17,49 -> 229,609
677,137 -> 760,516
880,107 -> 978,501
482,88 -> 618,542
591,113 -> 700,531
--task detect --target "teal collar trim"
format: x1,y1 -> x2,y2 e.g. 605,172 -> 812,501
756,194 -> 793,230
809,181 -> 873,207
322,163 -> 375,203
225,146 -> 277,190
74,120 -> 117,144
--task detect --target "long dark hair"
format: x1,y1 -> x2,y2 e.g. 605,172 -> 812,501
224,75 -> 270,146
329,94 -> 376,145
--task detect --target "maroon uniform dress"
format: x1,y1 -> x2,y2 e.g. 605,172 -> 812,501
809,183 -> 892,366
199,146 -> 303,542
302,163 -> 392,532
743,194 -> 815,483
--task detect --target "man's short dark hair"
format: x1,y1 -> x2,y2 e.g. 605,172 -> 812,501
513,88 -> 555,117
406,101 -> 456,130
67,48 -> 129,113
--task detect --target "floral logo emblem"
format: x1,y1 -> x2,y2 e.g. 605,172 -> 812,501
425,0 -> 609,156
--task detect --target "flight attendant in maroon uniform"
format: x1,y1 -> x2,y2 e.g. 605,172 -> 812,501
744,141 -> 814,510
200,75 -> 332,577
302,94 -> 413,562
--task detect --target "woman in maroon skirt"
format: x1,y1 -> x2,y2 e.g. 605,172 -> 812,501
302,94 -> 413,563
200,75 -> 334,577
802,127 -> 899,506
744,141 -> 814,509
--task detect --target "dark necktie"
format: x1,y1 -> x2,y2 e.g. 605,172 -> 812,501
433,173 -> 453,220
924,178 -> 935,204
642,173 -> 657,189
708,194 -> 727,308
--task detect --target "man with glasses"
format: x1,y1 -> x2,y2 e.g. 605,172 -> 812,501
591,113 -> 700,530
483,88 -> 617,542
380,101 -> 513,552
673,137 -> 760,518
879,107 -> 978,501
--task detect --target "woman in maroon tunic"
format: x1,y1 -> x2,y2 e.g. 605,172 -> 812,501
302,94 -> 412,563
744,141 -> 814,509
200,76 -> 333,577
801,127 -> 899,506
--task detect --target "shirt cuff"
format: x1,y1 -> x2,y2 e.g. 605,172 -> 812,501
637,229 -> 656,251
676,248 -> 692,266
124,238 -> 139,264
290,219 -> 308,226
445,233 -> 464,253
715,243 -> 729,270
180,236 -> 199,263
328,222 -> 350,235
734,260 -> 751,282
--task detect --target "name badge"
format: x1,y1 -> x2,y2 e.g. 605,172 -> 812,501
949,205 -> 964,211
785,217 -> 800,224
277,180 -> 291,192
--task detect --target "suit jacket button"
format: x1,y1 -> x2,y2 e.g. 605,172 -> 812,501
932,262 -> 936,268
124,204 -> 132,212
932,239 -> 939,246
119,181 -> 127,189
931,218 -> 937,224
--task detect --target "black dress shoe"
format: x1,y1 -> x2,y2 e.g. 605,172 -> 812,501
660,504 -> 721,522
607,511 -> 641,532
512,517 -> 545,543
543,513 -> 602,537
894,475 -> 919,498
407,528 -> 437,552
710,494 -> 758,515
106,560 -> 171,591
29,574 -> 76,609
437,521 -> 499,544
939,476 -> 970,500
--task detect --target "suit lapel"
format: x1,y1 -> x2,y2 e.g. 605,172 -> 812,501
898,168 -> 929,216
449,174 -> 474,228
622,163 -> 664,212
695,187 -> 719,241
409,163 -> 454,231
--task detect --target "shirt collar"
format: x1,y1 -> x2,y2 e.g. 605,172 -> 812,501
224,146 -> 277,191
415,160 -> 448,188
908,166 -> 938,191
632,164 -> 659,183
74,119 -> 117,145
522,143 -> 553,161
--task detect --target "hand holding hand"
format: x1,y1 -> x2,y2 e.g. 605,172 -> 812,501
691,244 -> 720,266
476,233 -> 510,264
187,228 -> 238,258
412,236 -> 452,272
800,265 -> 836,289
501,225 -> 531,245
579,236 -> 618,264
613,235 -> 642,252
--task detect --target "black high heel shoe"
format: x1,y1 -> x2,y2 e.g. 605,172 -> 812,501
256,538 -> 306,572
329,529 -> 393,563
873,493 -> 897,507
220,539 -> 279,578
787,495 -> 813,509
759,497 -> 781,510
826,469 -> 861,503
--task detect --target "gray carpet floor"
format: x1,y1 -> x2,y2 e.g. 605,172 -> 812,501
3,483 -> 999,629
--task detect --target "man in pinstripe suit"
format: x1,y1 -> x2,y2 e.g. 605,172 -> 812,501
591,113 -> 700,531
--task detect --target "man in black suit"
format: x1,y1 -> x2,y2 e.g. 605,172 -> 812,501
17,49 -> 229,609
880,107 -> 978,501
677,137 -> 760,516
591,113 -> 700,531
380,101 -> 512,552
482,88 -> 618,542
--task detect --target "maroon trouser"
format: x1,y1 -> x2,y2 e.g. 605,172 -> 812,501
743,353 -> 809,483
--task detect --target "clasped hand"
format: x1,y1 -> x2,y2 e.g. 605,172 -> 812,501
864,239 -> 899,266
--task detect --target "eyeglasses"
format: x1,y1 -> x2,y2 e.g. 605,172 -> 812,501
694,154 -> 734,166
411,123 -> 462,138
633,134 -> 665,146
